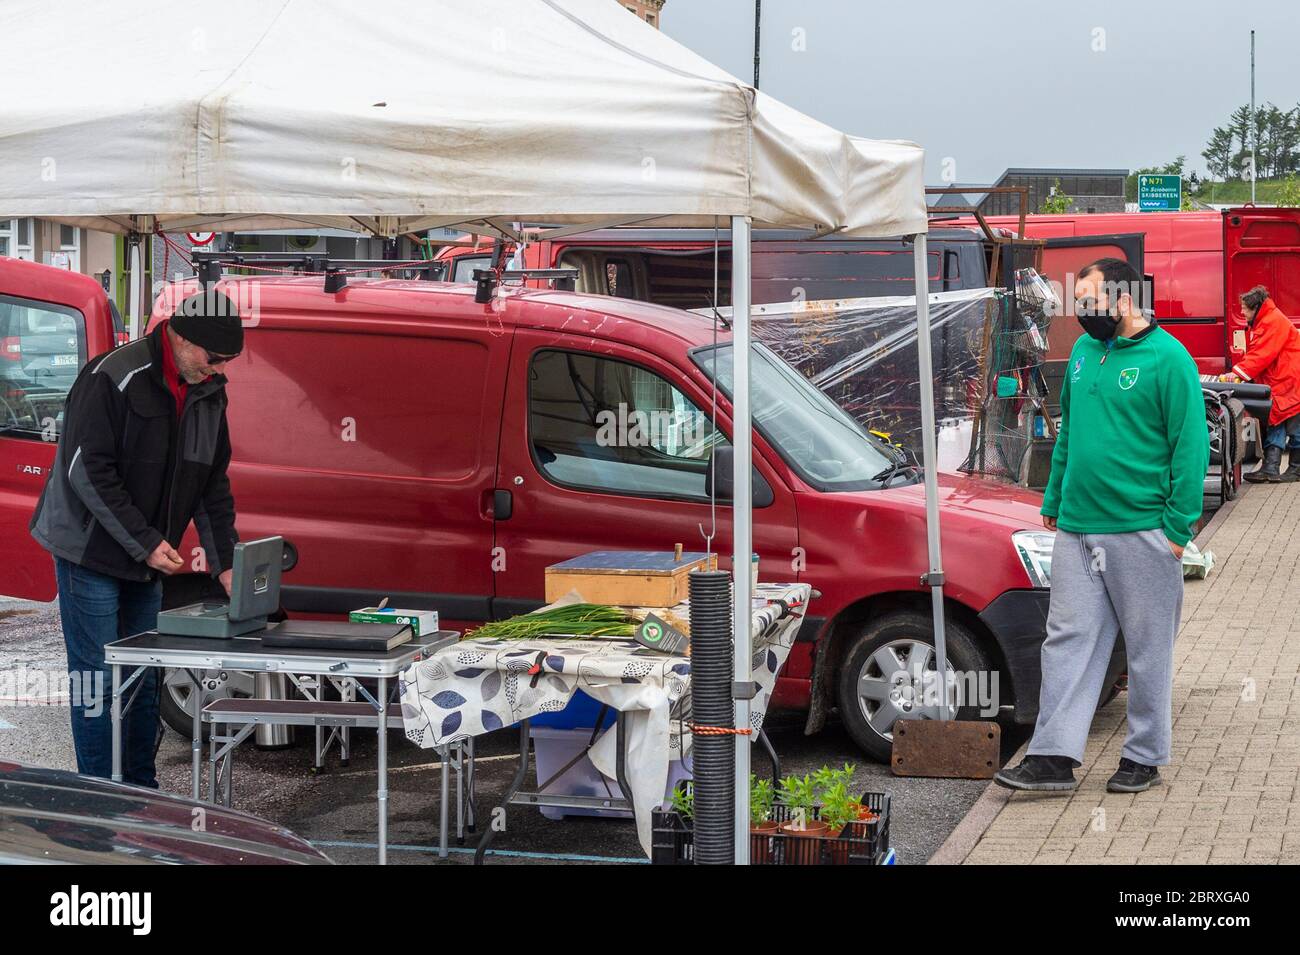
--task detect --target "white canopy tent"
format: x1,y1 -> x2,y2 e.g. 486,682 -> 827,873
0,0 -> 944,864
0,0 -> 926,238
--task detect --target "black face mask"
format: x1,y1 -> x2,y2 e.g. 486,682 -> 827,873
1075,296 -> 1120,341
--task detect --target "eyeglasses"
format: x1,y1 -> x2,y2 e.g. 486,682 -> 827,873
202,348 -> 240,365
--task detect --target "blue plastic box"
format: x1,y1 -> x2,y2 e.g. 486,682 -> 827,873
530,690 -> 617,730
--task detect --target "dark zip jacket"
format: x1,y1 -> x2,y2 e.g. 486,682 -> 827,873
29,324 -> 237,582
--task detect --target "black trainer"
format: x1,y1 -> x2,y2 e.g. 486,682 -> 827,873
993,755 -> 1077,791
1107,757 -> 1162,792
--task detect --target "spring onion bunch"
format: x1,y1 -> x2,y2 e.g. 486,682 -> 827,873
471,604 -> 638,640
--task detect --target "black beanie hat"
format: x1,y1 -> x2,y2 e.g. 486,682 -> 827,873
170,289 -> 244,355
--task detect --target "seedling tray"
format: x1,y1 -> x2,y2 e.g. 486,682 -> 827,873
651,792 -> 890,865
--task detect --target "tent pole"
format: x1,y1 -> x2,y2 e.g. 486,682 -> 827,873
913,234 -> 950,719
731,214 -> 752,864
127,234 -> 142,340
138,234 -> 152,338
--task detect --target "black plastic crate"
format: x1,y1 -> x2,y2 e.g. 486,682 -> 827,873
651,792 -> 891,865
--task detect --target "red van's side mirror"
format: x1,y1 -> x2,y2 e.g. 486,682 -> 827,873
707,446 -> 774,508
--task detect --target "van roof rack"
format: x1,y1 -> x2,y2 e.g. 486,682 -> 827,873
189,251 -> 443,293
471,267 -> 579,303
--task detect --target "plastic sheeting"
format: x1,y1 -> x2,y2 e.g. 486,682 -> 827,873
703,288 -> 1001,473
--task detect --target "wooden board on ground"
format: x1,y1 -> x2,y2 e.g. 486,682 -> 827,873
545,550 -> 718,607
891,720 -> 1000,779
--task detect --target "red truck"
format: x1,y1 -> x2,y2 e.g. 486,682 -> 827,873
0,255 -> 1097,762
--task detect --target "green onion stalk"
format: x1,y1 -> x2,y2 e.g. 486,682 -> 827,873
469,604 -> 639,641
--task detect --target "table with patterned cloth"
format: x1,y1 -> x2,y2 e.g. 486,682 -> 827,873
398,583 -> 811,853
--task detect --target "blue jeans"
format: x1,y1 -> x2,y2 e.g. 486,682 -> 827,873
55,557 -> 162,787
1264,414 -> 1300,451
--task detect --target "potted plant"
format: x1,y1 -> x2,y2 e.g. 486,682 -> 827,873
750,774 -> 779,863
777,772 -> 832,864
811,762 -> 857,797
818,782 -> 861,835
818,780 -> 865,864
669,781 -> 694,823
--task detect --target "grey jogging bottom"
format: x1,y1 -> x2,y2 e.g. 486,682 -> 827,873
1027,528 -> 1184,767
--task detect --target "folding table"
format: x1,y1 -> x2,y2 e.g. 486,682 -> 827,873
105,628 -> 463,864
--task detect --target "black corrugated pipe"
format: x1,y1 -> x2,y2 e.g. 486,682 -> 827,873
688,570 -> 734,864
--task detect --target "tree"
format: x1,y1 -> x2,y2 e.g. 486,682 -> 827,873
1202,127 -> 1234,181
1200,103 -> 1300,184
1277,174 -> 1300,208
1041,179 -> 1073,214
1255,103 -> 1291,178
1230,104 -> 1252,162
1277,105 -> 1300,178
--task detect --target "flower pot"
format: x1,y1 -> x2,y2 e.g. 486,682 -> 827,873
831,809 -> 883,864
824,825 -> 852,865
750,820 -> 779,863
779,818 -> 829,864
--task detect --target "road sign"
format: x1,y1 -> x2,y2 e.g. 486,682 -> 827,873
1138,174 -> 1182,212
186,231 -> 216,246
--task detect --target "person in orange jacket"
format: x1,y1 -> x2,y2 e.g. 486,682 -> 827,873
1223,286 -> 1300,482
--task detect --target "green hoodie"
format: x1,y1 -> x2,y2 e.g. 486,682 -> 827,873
1042,324 -> 1208,546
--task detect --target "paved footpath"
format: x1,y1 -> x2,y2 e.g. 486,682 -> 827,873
938,483 -> 1300,865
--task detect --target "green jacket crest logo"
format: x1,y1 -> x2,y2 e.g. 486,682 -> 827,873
1118,367 -> 1140,390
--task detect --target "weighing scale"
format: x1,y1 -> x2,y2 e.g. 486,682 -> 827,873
156,536 -> 284,638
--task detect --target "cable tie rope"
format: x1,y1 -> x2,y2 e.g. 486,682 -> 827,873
685,722 -> 752,737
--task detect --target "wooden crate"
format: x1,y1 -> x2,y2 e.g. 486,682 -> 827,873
544,550 -> 718,607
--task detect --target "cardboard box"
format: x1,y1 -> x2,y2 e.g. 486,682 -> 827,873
349,607 -> 439,636
544,550 -> 717,607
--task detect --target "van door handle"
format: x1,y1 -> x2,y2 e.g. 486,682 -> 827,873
491,489 -> 513,520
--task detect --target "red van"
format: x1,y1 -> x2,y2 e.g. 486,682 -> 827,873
449,210 -> 1300,421
433,225 -> 1137,420
0,258 -> 1120,762
968,207 -> 1300,382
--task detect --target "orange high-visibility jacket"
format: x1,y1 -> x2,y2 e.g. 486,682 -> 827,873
1232,299 -> 1300,425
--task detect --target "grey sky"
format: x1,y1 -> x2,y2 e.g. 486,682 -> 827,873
662,0 -> 1299,184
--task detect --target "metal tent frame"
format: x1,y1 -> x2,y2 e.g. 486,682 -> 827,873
724,219 -> 946,862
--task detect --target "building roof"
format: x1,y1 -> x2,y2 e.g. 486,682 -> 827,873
996,167 -> 1129,179
925,184 -> 987,209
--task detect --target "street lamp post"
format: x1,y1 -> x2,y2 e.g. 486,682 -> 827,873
1250,29 -> 1256,205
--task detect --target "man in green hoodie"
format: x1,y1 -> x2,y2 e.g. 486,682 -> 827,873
996,258 -> 1208,794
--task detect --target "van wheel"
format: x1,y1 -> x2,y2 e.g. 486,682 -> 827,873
836,611 -> 995,763
159,668 -> 255,740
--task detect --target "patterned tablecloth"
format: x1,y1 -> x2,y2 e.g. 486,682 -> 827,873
398,583 -> 811,853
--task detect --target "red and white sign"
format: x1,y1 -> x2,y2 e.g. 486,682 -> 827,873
186,232 -> 216,246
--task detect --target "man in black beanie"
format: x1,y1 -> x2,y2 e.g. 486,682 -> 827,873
30,287 -> 243,786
